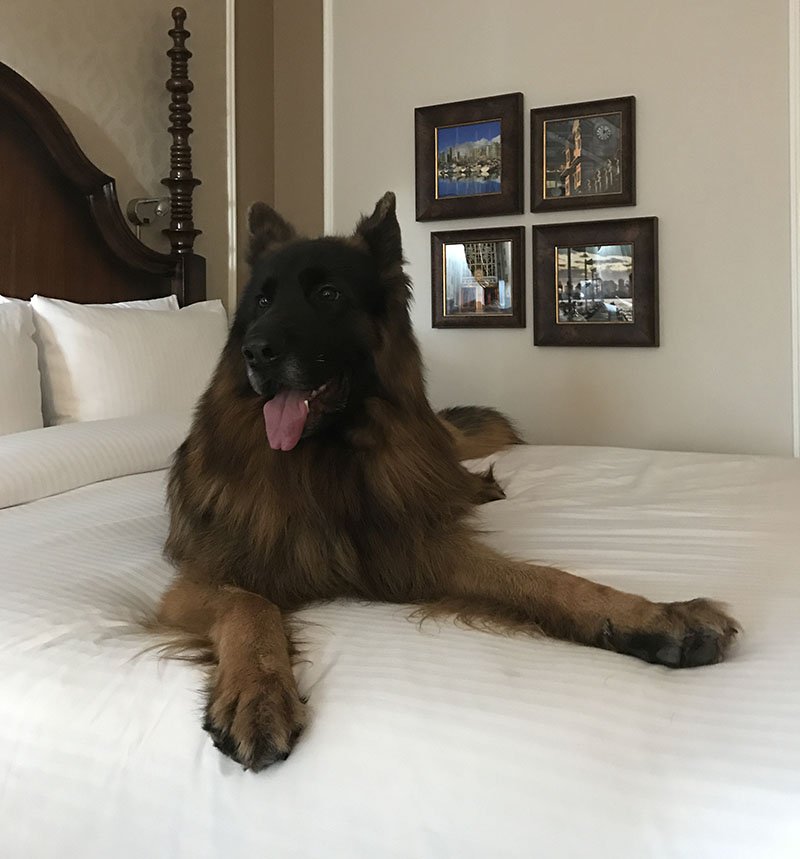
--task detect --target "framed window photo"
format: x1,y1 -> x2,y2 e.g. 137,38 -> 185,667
415,93 -> 524,221
531,96 -> 635,213
532,217 -> 657,346
431,226 -> 525,328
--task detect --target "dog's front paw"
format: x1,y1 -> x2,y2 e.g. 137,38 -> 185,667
204,666 -> 307,771
605,598 -> 739,668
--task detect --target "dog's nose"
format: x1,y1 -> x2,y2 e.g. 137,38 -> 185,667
241,337 -> 276,367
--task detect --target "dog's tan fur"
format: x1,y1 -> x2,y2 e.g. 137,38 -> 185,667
157,193 -> 737,771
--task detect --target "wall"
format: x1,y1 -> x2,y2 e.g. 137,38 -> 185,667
273,0 -> 324,237
236,0 -> 276,294
0,0 -> 229,304
330,0 -> 793,455
234,0 -> 324,297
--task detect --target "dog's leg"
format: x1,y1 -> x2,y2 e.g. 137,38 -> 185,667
425,541 -> 738,668
158,576 -> 306,771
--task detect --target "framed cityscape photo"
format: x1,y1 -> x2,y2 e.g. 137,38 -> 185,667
431,226 -> 525,328
531,96 -> 635,213
532,217 -> 657,346
415,93 -> 524,221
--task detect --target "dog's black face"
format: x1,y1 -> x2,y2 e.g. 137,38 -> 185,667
234,237 -> 384,450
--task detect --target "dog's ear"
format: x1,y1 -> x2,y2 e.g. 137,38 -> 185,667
246,202 -> 297,265
355,192 -> 402,270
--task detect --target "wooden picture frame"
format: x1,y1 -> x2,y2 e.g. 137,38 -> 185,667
415,93 -> 524,221
531,96 -> 636,213
532,218 -> 658,346
431,226 -> 525,328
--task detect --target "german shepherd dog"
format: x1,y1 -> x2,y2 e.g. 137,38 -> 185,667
159,193 -> 737,771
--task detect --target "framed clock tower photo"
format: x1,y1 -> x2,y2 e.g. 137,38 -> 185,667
531,96 -> 636,213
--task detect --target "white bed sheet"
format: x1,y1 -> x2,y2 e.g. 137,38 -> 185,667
0,419 -> 798,859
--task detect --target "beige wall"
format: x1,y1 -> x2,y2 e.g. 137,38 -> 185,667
331,0 -> 793,455
0,0 -> 229,304
273,0 -> 324,237
234,0 -> 324,297
236,0 -> 276,293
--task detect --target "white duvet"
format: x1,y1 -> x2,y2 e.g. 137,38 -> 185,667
0,416 -> 798,859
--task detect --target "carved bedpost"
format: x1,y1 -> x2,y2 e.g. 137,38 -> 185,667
163,6 -> 205,304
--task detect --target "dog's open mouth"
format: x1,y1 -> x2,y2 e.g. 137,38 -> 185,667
263,376 -> 348,451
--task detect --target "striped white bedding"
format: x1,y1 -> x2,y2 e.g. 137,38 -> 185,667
0,417 -> 798,859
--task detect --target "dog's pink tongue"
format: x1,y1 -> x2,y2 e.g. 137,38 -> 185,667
263,390 -> 310,451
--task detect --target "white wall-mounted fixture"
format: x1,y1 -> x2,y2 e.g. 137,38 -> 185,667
126,197 -> 170,240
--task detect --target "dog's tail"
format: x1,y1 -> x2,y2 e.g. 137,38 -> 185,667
438,405 -> 524,460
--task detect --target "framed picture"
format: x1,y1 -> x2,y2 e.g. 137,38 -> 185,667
431,226 -> 525,328
532,217 -> 657,346
531,96 -> 635,213
415,93 -> 524,221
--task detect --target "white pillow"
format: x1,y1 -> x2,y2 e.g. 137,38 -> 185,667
104,295 -> 179,310
0,302 -> 44,435
30,296 -> 228,424
0,294 -> 178,310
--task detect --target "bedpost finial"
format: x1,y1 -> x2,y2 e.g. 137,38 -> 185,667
163,5 -> 201,260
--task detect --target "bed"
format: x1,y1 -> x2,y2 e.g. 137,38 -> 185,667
1,11 -> 799,859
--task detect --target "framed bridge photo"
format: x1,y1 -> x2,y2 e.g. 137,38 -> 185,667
415,92 -> 524,221
531,95 -> 636,213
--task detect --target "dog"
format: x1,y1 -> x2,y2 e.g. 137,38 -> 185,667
158,192 -> 737,771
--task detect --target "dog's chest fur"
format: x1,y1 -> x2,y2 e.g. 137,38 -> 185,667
166,366 -> 475,609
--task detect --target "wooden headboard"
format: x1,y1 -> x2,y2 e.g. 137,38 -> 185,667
0,7 -> 205,306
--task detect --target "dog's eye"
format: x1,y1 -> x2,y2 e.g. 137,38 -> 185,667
317,285 -> 340,302
257,295 -> 271,309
